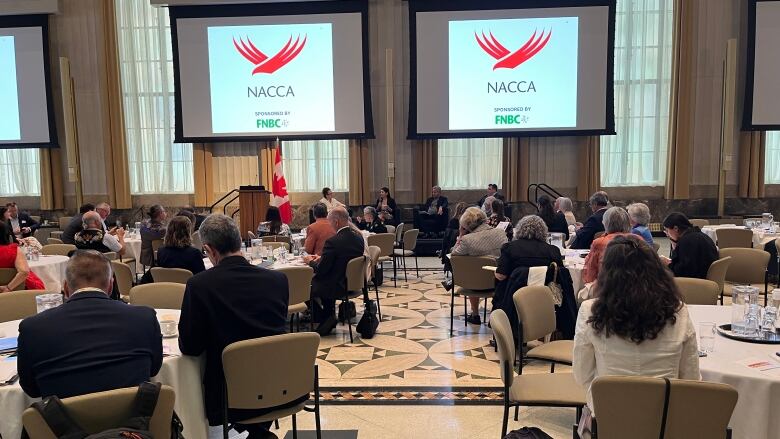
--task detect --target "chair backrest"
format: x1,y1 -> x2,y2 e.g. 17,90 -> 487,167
706,256 -> 732,294
513,285 -> 557,342
103,252 -> 117,261
719,248 -> 770,284
110,260 -> 134,299
674,277 -> 720,305
46,238 -> 63,245
222,333 -> 319,410
395,223 -> 405,243
265,235 -> 291,245
129,282 -> 186,310
58,216 -> 72,231
368,245 -> 381,267
151,239 -> 164,261
277,266 -> 313,307
0,290 -> 48,323
33,228 -> 48,243
367,233 -> 394,257
489,309 -> 515,387
385,225 -> 396,236
345,255 -> 367,292
715,228 -> 754,248
49,231 -> 64,240
192,231 -> 203,251
0,268 -> 24,291
401,228 -> 420,251
690,219 -> 710,228
22,385 -> 176,439
450,255 -> 496,291
150,267 -> 193,284
651,241 -> 660,253
41,244 -> 76,256
30,215 -> 41,224
264,241 -> 291,251
592,376 -> 737,439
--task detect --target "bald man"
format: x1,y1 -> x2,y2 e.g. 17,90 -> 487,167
73,211 -> 126,256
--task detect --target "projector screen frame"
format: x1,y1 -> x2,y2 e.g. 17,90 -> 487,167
0,13 -> 58,149
169,0 -> 375,143
742,0 -> 780,131
407,0 -> 616,140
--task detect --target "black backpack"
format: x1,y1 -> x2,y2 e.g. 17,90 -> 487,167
356,299 -> 379,339
504,427 -> 553,439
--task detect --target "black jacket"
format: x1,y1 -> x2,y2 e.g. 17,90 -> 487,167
357,219 -> 387,234
477,193 -> 505,208
544,212 -> 570,240
570,208 -> 607,250
61,215 -> 84,245
17,291 -> 162,398
178,256 -> 289,424
670,228 -> 719,279
423,196 -> 449,214
7,213 -> 39,238
311,227 -> 365,300
140,245 -> 206,284
496,238 -> 564,278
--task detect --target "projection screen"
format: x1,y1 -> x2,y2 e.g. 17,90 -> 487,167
744,0 -> 780,130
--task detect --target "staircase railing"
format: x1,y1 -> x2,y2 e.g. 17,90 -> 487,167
209,189 -> 240,215
526,183 -> 564,210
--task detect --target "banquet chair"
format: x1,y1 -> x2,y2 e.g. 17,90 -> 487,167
343,255 -> 369,343
49,231 -> 64,240
706,257 -> 732,305
491,309 -> 584,438
151,239 -> 164,263
674,278 -> 720,305
385,224 -> 396,236
221,333 -> 321,439
513,285 -> 573,374
393,228 -> 420,281
278,265 -> 314,332
58,217 -> 72,231
590,376 -> 737,439
33,228 -> 48,244
150,267 -> 193,284
0,290 -> 48,323
367,245 -> 383,320
192,231 -> 203,251
22,384 -> 176,439
716,228 -> 754,248
449,255 -> 496,335
129,282 -> 186,310
651,241 -> 660,253
264,235 -> 291,245
41,244 -> 76,256
690,219 -> 710,228
0,268 -> 24,292
46,238 -> 63,245
110,260 -> 134,300
719,248 -> 770,305
102,252 -> 117,261
393,223 -> 405,247
367,233 -> 396,287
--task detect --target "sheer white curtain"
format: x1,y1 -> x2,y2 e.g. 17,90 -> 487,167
115,0 -> 193,194
766,132 -> 780,184
282,140 -> 349,192
601,0 -> 674,187
437,138 -> 503,190
0,149 -> 40,196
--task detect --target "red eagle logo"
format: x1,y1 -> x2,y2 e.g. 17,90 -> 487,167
475,29 -> 552,70
233,35 -> 307,75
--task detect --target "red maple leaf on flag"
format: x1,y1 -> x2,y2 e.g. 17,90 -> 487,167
271,147 -> 292,224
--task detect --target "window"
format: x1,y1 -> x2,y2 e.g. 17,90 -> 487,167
282,140 -> 349,192
601,0 -> 674,187
115,0 -> 193,194
0,149 -> 39,196
766,132 -> 780,184
437,138 -> 503,190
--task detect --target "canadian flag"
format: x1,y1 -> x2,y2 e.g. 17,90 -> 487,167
271,147 -> 292,224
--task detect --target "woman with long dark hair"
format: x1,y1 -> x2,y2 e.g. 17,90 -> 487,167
537,195 -> 569,239
140,204 -> 167,267
257,206 -> 290,237
375,187 -> 397,223
574,235 -> 700,417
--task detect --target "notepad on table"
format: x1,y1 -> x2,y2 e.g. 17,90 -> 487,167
0,337 -> 18,354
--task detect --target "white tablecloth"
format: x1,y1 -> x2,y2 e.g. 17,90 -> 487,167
688,305 -> 780,439
0,309 -> 209,439
28,255 -> 68,293
123,236 -> 143,273
562,249 -> 587,296
701,225 -> 779,248
203,256 -> 308,271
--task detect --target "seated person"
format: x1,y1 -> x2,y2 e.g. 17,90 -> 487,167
375,187 -> 397,223
570,191 -> 609,250
417,186 -> 449,233
179,214 -> 293,437
356,207 -> 388,234
495,215 -> 563,283
319,187 -> 345,212
486,198 -> 513,240
537,195 -> 569,240
441,202 -> 468,268
74,211 -> 126,256
257,206 -> 291,237
17,250 -> 162,398
62,203 -> 95,244
139,216 -> 205,284
574,236 -> 700,424
305,202 -> 336,256
180,205 -> 207,230
582,207 -> 632,284
0,221 -> 45,291
661,212 -> 719,279
628,202 -> 654,246
477,183 -> 505,207
5,202 -> 39,238
140,204 -> 167,267
555,197 -> 577,227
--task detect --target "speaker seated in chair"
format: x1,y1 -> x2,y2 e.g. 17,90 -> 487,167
414,186 -> 449,236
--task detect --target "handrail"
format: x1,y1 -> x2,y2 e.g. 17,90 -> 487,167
231,209 -> 240,219
223,195 -> 240,215
209,189 -> 239,213
527,183 -> 564,210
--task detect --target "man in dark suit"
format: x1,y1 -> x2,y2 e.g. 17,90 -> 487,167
62,203 -> 95,244
418,186 -> 450,233
17,250 -> 162,399
179,214 -> 293,438
476,183 -> 505,208
5,202 -> 39,238
304,207 -> 365,336
569,191 -> 610,250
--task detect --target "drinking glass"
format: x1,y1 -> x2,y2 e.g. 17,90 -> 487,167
159,320 -> 178,337
698,322 -> 716,353
35,293 -> 63,314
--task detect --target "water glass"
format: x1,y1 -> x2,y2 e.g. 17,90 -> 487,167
732,285 -> 759,335
35,293 -> 63,314
698,322 -> 716,353
159,320 -> 178,337
744,304 -> 761,337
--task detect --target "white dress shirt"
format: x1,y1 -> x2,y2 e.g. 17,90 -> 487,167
319,197 -> 345,212
573,299 -> 701,415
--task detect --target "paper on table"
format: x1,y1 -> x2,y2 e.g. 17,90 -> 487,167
496,221 -> 511,232
0,356 -> 17,382
736,357 -> 780,377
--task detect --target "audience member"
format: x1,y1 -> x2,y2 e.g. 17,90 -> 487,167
538,195 -> 569,240
477,183 -> 505,207
375,187 -> 397,223
179,214 -> 293,437
140,216 -> 205,284
305,207 -> 365,335
356,206 -> 388,233
574,235 -> 700,418
17,250 -> 162,398
450,207 -> 508,324
495,215 -> 563,282
0,207 -> 13,242
661,212 -> 719,279
62,203 -> 95,244
257,206 -> 291,237
180,205 -> 206,230
555,197 -> 577,227
486,198 -> 513,240
140,204 -> 167,267
418,186 -> 449,232
319,187 -> 345,212
95,202 -> 113,231
582,207 -> 632,283
441,202 -> 468,267
74,211 -> 126,256
175,209 -> 197,227
304,203 -> 336,256
5,202 -> 38,238
482,196 -> 496,216
570,191 -> 609,249
628,203 -> 654,246
0,221 -> 44,291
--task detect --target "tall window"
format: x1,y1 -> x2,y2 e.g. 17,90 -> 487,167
282,140 -> 349,192
766,132 -> 780,184
115,0 -> 193,194
438,138 -> 503,190
601,0 -> 674,187
0,149 -> 40,196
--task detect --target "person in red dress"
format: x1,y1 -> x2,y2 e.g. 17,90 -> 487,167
0,221 -> 45,292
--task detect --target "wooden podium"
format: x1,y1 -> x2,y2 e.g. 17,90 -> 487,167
238,185 -> 270,240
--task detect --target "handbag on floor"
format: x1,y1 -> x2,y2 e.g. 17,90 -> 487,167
356,299 -> 379,339
338,300 -> 357,323
503,427 -> 553,439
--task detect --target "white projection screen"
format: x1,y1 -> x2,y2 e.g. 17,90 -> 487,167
0,14 -> 57,148
744,0 -> 780,130
170,1 -> 373,142
409,0 -> 616,139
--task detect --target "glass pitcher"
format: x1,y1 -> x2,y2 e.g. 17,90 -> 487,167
732,285 -> 760,335
547,233 -> 565,250
762,213 -> 774,230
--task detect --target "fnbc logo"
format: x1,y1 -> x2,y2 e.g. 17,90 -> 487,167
475,29 -> 551,70
233,35 -> 307,75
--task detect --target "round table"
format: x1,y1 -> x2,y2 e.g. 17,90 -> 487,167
688,305 -> 780,439
0,309 -> 209,439
123,236 -> 143,273
701,225 -> 779,248
28,255 -> 69,292
562,249 -> 586,297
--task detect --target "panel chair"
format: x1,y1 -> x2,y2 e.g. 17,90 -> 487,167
491,309 -> 585,438
221,333 -> 322,439
278,265 -> 314,332
393,228 -> 420,281
716,228 -> 754,249
590,376 -> 737,439
111,260 -> 135,301
719,248 -> 770,305
449,255 -> 496,335
0,268 -> 24,292
674,278 -> 720,305
690,219 -> 710,228
0,290 -> 48,323
41,244 -> 76,256
129,282 -> 186,310
385,224 -> 396,236
23,384 -> 176,439
706,256 -> 732,305
513,285 -> 573,374
150,267 -> 193,284
343,255 -> 369,343
367,233 -> 396,287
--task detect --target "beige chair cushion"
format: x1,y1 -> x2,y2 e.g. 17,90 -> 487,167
393,249 -> 415,256
509,373 -> 585,406
288,303 -> 307,315
454,287 -> 494,298
526,340 -> 574,364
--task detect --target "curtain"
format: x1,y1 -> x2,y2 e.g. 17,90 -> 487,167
281,140 -> 349,192
259,144 -> 275,191
0,149 -> 41,196
193,143 -> 214,207
601,0 -> 674,187
414,140 -> 437,203
348,139 -> 371,205
577,137 -> 601,201
502,137 -> 529,202
766,132 -> 780,185
39,149 -> 64,210
437,138 -> 503,190
738,131 -> 766,198
115,0 -> 193,195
